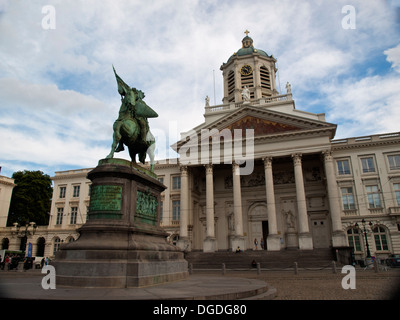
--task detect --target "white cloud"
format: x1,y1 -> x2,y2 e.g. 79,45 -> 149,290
0,78 -> 111,169
0,0 -> 399,176
385,44 -> 400,72
323,74 -> 400,138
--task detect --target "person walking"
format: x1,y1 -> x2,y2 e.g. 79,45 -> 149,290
5,255 -> 10,270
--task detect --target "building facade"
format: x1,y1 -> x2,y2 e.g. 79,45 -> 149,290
0,169 -> 91,259
0,34 -> 399,263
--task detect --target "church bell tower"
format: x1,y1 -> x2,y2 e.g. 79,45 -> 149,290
220,31 -> 279,104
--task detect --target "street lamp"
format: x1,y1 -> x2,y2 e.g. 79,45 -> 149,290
13,222 -> 37,253
14,222 -> 37,236
355,219 -> 373,259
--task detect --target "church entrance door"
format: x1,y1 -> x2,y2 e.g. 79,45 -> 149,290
311,218 -> 330,248
262,221 -> 269,250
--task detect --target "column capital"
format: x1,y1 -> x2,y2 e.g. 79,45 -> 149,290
180,165 -> 188,176
291,153 -> 302,166
232,160 -> 240,167
204,163 -> 213,175
262,156 -> 273,169
232,161 -> 239,173
322,150 -> 333,162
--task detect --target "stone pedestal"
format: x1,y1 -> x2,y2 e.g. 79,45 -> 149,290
286,229 -> 298,249
266,234 -> 281,251
203,237 -> 217,252
332,231 -> 347,247
231,236 -> 245,252
299,232 -> 314,250
53,158 -> 188,288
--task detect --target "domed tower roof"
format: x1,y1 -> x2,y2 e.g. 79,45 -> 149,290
220,31 -> 279,103
227,30 -> 271,62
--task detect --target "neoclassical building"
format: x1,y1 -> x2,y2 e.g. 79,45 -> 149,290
1,33 -> 399,263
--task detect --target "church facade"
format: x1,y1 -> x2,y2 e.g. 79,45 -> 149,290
1,34 -> 399,264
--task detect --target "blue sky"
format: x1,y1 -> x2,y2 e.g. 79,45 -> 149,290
0,0 -> 400,179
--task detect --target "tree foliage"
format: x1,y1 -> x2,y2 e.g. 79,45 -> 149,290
7,170 -> 53,226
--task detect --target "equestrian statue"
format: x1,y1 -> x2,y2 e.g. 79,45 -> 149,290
106,66 -> 157,172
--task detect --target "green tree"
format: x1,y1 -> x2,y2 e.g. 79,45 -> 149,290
7,170 -> 53,226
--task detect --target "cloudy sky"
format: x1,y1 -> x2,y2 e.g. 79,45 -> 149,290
0,0 -> 399,178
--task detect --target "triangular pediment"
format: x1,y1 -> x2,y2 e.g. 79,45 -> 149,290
173,105 -> 337,151
211,106 -> 336,137
223,115 -> 301,135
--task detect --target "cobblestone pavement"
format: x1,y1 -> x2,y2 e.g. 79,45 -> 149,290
201,268 -> 400,300
1,267 -> 399,300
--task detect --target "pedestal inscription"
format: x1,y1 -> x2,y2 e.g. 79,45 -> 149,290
89,185 -> 122,220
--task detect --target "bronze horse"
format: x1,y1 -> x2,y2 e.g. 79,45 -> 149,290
106,67 -> 157,172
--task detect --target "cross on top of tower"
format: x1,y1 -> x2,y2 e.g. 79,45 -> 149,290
242,30 -> 253,48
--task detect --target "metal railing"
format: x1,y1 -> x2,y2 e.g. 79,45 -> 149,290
187,259 -> 391,275
204,94 -> 292,114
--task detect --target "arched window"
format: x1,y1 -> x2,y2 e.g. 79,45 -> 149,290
347,228 -> 361,252
53,237 -> 61,255
65,236 -> 75,243
240,66 -> 254,98
36,237 -> 46,257
19,235 -> 27,252
260,66 -> 271,95
227,70 -> 235,102
1,238 -> 9,250
372,226 -> 389,251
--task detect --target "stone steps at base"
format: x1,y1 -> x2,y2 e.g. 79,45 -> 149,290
185,249 -> 336,269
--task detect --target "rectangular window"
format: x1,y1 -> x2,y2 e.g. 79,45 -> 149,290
56,208 -> 63,225
70,207 -> 78,224
374,234 -> 388,251
172,176 -> 181,190
337,159 -> 351,175
394,183 -> 400,206
373,227 -> 389,251
160,201 -> 163,220
73,185 -> 80,197
172,200 -> 180,221
388,154 -> 400,170
59,186 -> 66,198
366,185 -> 382,208
361,157 -> 375,173
347,229 -> 361,252
341,187 -> 356,210
53,238 -> 61,255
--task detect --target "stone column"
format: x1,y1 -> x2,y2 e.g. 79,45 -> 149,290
263,157 -> 280,251
177,165 -> 190,251
31,240 -> 38,257
292,154 -> 313,250
203,164 -> 216,252
323,151 -> 347,247
231,162 -> 245,251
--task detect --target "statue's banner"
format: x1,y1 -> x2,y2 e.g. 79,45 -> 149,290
113,65 -> 130,96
